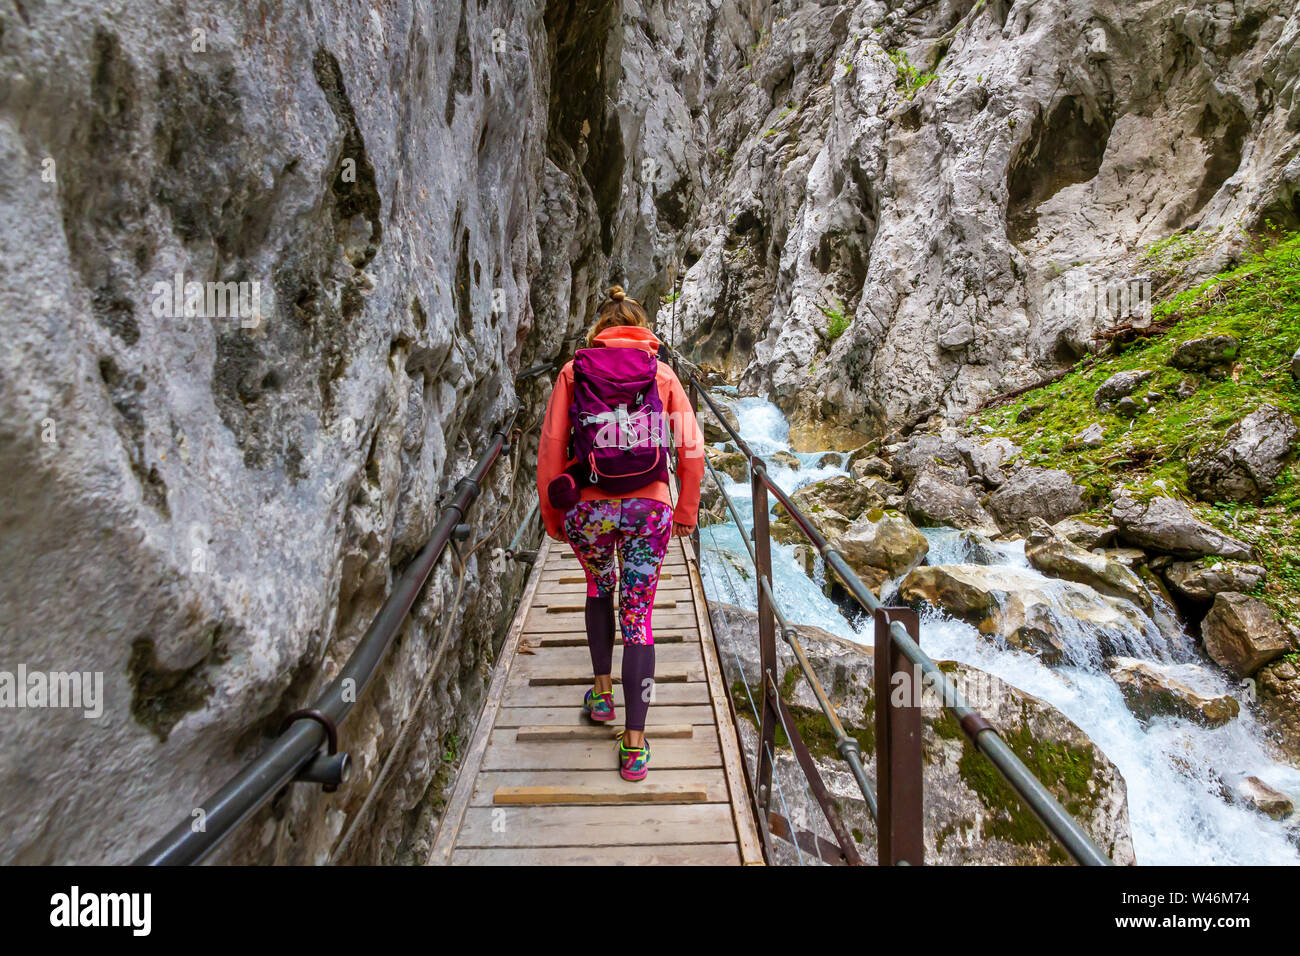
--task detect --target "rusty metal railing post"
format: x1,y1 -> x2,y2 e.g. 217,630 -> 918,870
687,380 -> 701,555
874,607 -> 923,865
752,465 -> 778,811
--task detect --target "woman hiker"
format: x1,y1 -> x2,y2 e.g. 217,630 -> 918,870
537,286 -> 704,781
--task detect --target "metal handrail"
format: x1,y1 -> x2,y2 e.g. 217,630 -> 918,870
134,410 -> 521,865
666,344 -> 1112,866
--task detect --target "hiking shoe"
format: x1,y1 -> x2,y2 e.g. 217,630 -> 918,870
583,688 -> 616,723
617,732 -> 651,781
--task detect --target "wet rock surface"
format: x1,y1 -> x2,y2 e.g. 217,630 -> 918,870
709,603 -> 1136,865
1201,593 -> 1293,678
1106,657 -> 1240,728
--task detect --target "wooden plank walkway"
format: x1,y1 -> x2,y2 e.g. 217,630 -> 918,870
429,533 -> 763,866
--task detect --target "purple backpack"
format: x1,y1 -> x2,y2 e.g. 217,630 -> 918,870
568,347 -> 670,494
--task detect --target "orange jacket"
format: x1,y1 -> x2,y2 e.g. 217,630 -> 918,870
537,326 -> 704,538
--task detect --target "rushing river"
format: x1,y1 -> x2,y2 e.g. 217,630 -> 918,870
696,394 -> 1300,865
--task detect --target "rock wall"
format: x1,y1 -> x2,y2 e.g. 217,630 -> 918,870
0,0 -> 628,864
660,0 -> 1300,441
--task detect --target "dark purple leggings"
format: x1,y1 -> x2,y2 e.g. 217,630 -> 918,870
584,593 -> 656,732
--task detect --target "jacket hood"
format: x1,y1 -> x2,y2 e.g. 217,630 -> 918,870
593,325 -> 661,354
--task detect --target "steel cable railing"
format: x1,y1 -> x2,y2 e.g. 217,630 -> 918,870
666,343 -> 1113,866
134,409 -> 523,866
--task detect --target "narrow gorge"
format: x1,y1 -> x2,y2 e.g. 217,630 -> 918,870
1,0 -> 1297,866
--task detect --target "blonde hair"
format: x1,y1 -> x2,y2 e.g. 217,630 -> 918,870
586,285 -> 650,347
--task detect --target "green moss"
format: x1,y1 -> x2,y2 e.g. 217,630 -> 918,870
728,681 -> 875,759
971,231 -> 1300,623
817,298 -> 851,342
954,721 -> 1097,863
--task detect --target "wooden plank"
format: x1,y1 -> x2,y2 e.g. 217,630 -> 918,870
520,643 -> 704,666
524,610 -> 702,633
543,600 -> 680,613
428,536 -> 554,865
493,783 -> 709,805
498,681 -> 712,707
470,769 -> 731,806
482,733 -> 722,771
450,844 -> 741,866
526,629 -> 698,647
517,663 -> 703,686
514,723 -> 694,741
682,536 -> 766,866
491,704 -> 717,727
456,803 -> 737,848
541,572 -> 677,584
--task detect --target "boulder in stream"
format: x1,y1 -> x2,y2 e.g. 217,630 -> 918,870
708,603 -> 1136,865
1201,593 -> 1292,678
829,509 -> 929,596
785,474 -> 882,522
1106,657 -> 1240,728
1164,559 -> 1267,602
904,472 -> 1000,536
1230,777 -> 1294,820
900,565 -> 1167,667
986,467 -> 1090,535
706,447 -> 750,484
768,450 -> 802,472
1025,518 -> 1153,612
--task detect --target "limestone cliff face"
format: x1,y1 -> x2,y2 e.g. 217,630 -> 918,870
0,0 -> 629,864
657,0 -> 1300,441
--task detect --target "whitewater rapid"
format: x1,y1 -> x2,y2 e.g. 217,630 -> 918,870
696,394 -> 1300,865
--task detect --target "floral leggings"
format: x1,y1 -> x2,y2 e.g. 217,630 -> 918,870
563,498 -> 674,645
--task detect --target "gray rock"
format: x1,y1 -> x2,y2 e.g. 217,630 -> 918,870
815,452 -> 842,469
1074,423 -> 1106,448
1094,370 -> 1154,407
702,403 -> 741,445
1170,334 -> 1240,371
768,449 -> 802,472
904,473 -> 1000,536
830,509 -> 929,595
1025,519 -> 1152,612
959,437 -> 1018,487
986,468 -> 1090,535
708,603 -> 1136,865
1292,347 -> 1300,381
0,0 -> 593,865
1201,593 -> 1293,678
850,455 -> 892,480
1257,659 -> 1300,767
900,565 -> 1164,667
1231,777 -> 1294,820
1110,491 -> 1253,559
706,448 -> 751,484
1106,658 -> 1240,728
892,433 -> 966,484
771,504 -> 851,546
1187,405 -> 1298,503
786,474 -> 882,522
1164,560 -> 1267,602
1114,396 -> 1143,418
1053,517 -> 1117,549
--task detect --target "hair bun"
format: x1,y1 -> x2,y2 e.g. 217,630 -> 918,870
608,285 -> 626,302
